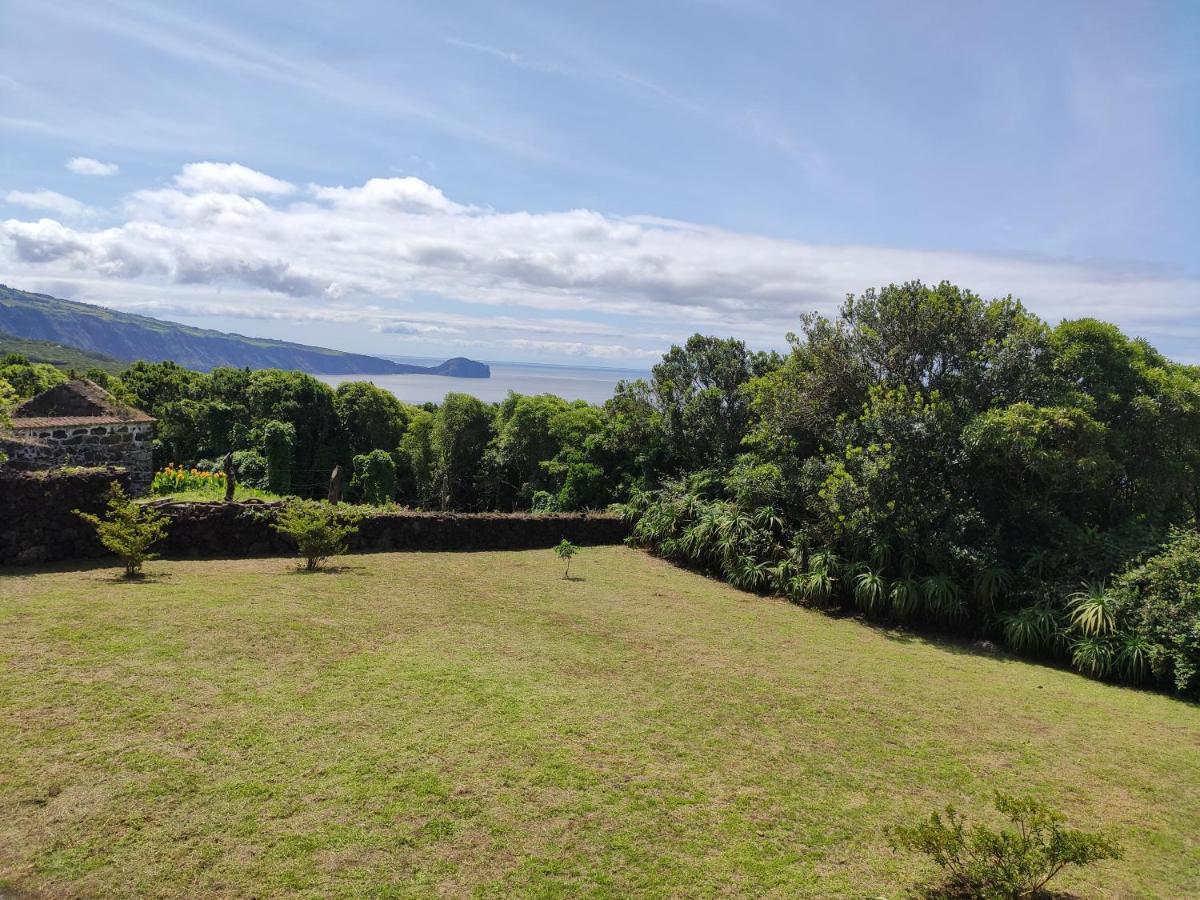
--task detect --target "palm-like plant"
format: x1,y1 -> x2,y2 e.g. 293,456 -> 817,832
752,505 -> 785,536
729,554 -> 772,592
854,568 -> 889,616
889,576 -> 921,619
802,568 -> 836,604
1068,581 -> 1116,637
974,566 -> 1011,608
808,549 -> 842,576
1114,631 -> 1153,683
921,574 -> 961,621
1000,604 -> 1061,656
1071,635 -> 1115,679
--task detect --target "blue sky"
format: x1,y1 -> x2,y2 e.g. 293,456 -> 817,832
2,0 -> 1198,364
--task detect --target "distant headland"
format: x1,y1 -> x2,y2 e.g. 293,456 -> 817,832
0,284 -> 489,378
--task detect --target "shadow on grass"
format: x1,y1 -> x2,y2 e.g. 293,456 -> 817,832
101,571 -> 174,585
285,563 -> 370,576
562,575 -> 586,582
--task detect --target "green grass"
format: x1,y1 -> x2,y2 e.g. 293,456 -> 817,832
0,547 -> 1196,898
143,484 -> 284,503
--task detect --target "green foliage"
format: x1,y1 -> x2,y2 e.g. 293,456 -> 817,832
854,568 -> 888,615
74,483 -> 170,577
1067,581 -> 1116,637
335,381 -> 409,459
0,357 -> 67,399
887,792 -> 1122,899
554,538 -> 580,578
259,419 -> 296,495
351,449 -> 397,505
272,500 -> 362,570
430,393 -> 492,511
1000,604 -> 1061,657
1107,529 -> 1200,696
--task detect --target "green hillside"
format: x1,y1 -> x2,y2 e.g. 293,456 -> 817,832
0,285 -> 488,377
0,330 -> 126,374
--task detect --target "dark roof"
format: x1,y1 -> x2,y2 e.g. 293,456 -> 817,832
11,379 -> 154,427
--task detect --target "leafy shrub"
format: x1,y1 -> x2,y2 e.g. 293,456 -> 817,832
530,490 -> 560,513
554,538 -> 579,578
1108,529 -> 1200,696
231,450 -> 269,489
272,500 -> 362,570
887,792 -> 1122,899
351,449 -> 396,505
75,484 -> 170,577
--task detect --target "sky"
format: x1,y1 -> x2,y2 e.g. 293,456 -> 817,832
1,0 -> 1198,366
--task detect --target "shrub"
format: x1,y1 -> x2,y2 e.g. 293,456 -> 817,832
887,791 -> 1122,899
231,450 -> 269,489
554,538 -> 579,578
1108,529 -> 1200,696
75,484 -> 170,578
351,449 -> 396,506
272,500 -> 362,570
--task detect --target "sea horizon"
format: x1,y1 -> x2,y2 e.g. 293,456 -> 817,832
316,357 -> 651,405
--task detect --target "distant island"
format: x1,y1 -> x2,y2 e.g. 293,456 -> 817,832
0,284 -> 489,377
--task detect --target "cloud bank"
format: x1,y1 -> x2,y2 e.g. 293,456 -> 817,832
3,162 -> 1199,362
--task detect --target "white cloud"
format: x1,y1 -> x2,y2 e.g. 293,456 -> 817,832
174,161 -> 294,195
5,189 -> 95,219
3,161 -> 1199,362
66,156 -> 119,176
313,177 -> 464,214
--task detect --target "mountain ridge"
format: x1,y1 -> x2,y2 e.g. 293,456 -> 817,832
0,285 -> 489,377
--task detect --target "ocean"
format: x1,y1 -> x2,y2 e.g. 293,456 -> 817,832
315,358 -> 650,405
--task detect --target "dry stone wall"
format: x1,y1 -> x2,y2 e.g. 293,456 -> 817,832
0,470 -> 628,566
0,467 -> 131,565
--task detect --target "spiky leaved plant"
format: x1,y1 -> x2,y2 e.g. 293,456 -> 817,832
1114,631 -> 1153,683
1000,604 -> 1062,656
1068,580 -> 1117,637
889,576 -> 921,619
922,574 -> 962,622
1071,635 -> 1116,679
973,565 -> 1011,609
854,568 -> 889,616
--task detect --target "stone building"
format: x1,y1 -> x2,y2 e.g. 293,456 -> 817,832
2,379 -> 155,494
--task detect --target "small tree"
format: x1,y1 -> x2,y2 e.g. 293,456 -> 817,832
75,483 -> 170,578
554,538 -> 580,579
272,500 -> 362,570
351,449 -> 397,506
886,791 -> 1122,898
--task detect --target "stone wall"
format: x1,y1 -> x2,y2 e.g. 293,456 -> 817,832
0,467 -> 131,565
0,471 -> 628,566
151,501 -> 628,558
5,421 -> 153,495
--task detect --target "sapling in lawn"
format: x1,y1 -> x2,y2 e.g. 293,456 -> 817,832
272,500 -> 362,570
554,538 -> 580,578
75,483 -> 170,578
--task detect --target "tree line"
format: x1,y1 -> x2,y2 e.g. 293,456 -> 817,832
2,280 -> 1198,695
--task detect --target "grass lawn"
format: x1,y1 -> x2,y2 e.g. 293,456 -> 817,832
1,547 -> 1197,898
